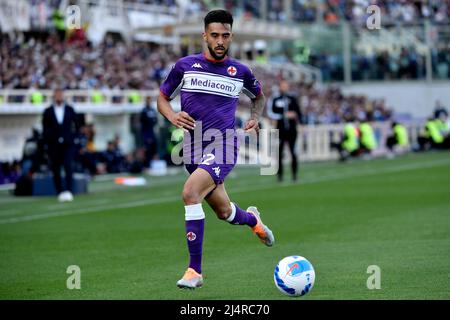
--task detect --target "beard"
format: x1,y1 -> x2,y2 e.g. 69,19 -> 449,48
207,44 -> 228,60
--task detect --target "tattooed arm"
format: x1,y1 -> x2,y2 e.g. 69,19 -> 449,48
244,92 -> 266,133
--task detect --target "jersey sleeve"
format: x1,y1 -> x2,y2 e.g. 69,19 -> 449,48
242,66 -> 262,99
160,61 -> 184,100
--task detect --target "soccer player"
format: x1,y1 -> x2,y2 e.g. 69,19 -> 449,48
157,9 -> 275,289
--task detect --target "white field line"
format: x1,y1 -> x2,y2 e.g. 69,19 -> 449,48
0,209 -> 21,217
0,158 -> 448,225
0,197 -> 41,204
0,179 -> 189,219
45,199 -> 110,211
0,198 -> 113,218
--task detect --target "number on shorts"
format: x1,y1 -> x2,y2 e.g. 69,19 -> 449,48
200,153 -> 215,165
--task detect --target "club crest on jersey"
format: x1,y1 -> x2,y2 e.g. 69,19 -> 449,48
187,232 -> 196,241
212,166 -> 221,177
227,66 -> 237,76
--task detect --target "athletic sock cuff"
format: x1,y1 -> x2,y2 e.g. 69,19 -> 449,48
185,203 -> 205,221
226,202 -> 237,222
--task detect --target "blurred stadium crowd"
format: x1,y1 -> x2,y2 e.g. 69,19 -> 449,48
1,44 -> 449,186
0,33 -> 177,91
0,30 -> 395,127
1,0 -> 450,187
2,30 -> 449,94
126,0 -> 450,24
134,0 -> 450,81
14,0 -> 450,84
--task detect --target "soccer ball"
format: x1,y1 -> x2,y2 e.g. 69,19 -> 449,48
274,255 -> 315,297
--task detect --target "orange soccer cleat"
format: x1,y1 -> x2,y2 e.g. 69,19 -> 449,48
176,268 -> 204,289
247,206 -> 275,247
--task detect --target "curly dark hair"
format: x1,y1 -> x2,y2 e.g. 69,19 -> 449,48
204,9 -> 233,29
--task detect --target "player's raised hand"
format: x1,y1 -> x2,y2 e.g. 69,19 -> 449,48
244,119 -> 260,134
170,111 -> 196,131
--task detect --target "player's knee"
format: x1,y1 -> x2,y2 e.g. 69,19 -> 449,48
182,186 -> 201,205
215,204 -> 232,220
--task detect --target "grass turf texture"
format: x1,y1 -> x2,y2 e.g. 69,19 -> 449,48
0,151 -> 449,300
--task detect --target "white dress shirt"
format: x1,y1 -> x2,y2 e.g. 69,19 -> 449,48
53,104 -> 65,125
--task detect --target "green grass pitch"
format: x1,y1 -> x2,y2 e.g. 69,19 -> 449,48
0,151 -> 449,300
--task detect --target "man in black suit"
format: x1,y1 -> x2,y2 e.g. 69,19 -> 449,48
267,80 -> 302,182
42,89 -> 79,201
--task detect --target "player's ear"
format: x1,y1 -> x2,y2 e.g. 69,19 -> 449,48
202,32 -> 207,42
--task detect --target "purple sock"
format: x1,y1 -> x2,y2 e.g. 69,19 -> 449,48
186,219 -> 204,274
227,203 -> 257,227
185,204 -> 205,274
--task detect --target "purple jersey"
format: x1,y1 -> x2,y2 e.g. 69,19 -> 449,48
160,54 -> 262,184
160,53 -> 262,132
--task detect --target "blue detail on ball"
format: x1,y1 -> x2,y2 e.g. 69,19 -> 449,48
288,259 -> 313,277
274,265 -> 296,295
301,283 -> 312,296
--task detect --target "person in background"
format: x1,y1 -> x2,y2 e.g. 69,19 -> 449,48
330,119 -> 360,161
385,121 -> 409,157
42,89 -> 79,202
359,119 -> 377,158
436,111 -> 450,138
433,100 -> 448,120
267,80 -> 302,182
417,115 -> 449,150
140,96 -> 159,167
76,125 -> 98,176
102,140 -> 124,173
